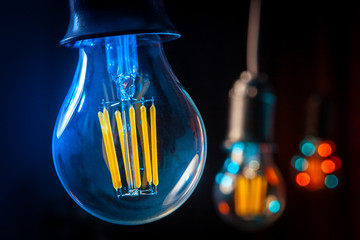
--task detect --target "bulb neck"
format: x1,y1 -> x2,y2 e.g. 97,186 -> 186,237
305,94 -> 336,138
61,0 -> 180,47
74,34 -> 173,106
224,71 -> 276,149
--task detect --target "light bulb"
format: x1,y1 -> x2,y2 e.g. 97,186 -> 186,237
291,95 -> 341,191
213,72 -> 286,230
52,1 -> 206,225
292,137 -> 341,191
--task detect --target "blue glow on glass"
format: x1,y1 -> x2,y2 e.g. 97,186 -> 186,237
262,92 -> 275,104
325,174 -> 338,189
227,161 -> 240,174
105,35 -> 138,100
56,49 -> 87,138
77,93 -> 86,113
215,173 -> 224,184
245,142 -> 259,160
268,200 -> 281,213
300,141 -> 315,157
52,34 -> 207,225
232,142 -> 245,154
220,175 -> 233,188
224,157 -> 231,167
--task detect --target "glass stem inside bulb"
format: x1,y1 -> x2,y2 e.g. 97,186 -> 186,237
106,35 -> 138,100
97,35 -> 159,197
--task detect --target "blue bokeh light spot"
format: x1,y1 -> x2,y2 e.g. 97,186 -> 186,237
220,175 -> 233,188
215,173 -> 224,184
232,142 -> 245,155
301,141 -> 315,157
227,161 -> 240,174
325,174 -> 339,189
268,200 -> 281,213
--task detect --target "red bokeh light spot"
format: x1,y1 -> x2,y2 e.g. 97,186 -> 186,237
296,172 -> 310,187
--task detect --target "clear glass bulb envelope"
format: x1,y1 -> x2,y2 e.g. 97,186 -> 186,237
52,34 -> 207,225
213,142 -> 285,230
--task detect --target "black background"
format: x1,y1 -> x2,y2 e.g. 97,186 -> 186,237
1,1 -> 360,239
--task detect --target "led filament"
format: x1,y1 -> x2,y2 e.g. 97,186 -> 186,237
98,99 -> 158,196
96,35 -> 160,196
213,142 -> 285,230
291,137 -> 341,190
234,175 -> 267,217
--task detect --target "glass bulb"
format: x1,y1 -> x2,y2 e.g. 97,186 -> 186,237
52,34 -> 207,225
213,142 -> 286,230
291,137 -> 341,191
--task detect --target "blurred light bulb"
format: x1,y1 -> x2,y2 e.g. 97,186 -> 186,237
52,1 -> 206,225
291,137 -> 341,191
213,72 -> 286,230
291,94 -> 341,191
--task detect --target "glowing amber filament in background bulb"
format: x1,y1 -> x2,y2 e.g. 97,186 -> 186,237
234,175 -> 267,217
307,158 -> 324,189
213,142 -> 286,230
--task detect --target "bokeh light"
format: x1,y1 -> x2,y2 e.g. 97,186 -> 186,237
321,159 -> 336,174
296,172 -> 310,187
268,200 -> 281,213
331,156 -> 342,170
317,142 -> 332,157
227,161 -> 240,174
300,141 -> 316,157
325,174 -> 339,189
218,201 -> 230,215
265,167 -> 279,186
292,137 -> 341,191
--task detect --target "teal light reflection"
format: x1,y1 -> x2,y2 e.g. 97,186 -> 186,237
325,174 -> 338,189
227,161 -> 240,174
294,157 -> 308,171
300,141 -> 315,157
232,142 -> 245,155
268,200 -> 281,213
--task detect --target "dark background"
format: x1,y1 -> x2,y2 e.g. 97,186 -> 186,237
1,0 -> 360,239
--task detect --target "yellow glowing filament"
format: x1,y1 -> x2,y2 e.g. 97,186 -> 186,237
261,177 -> 268,212
234,175 -> 267,217
235,176 -> 248,216
98,100 -> 158,195
251,176 -> 263,214
115,110 -> 132,187
150,104 -> 158,186
140,105 -> 152,184
98,109 -> 122,190
129,105 -> 141,188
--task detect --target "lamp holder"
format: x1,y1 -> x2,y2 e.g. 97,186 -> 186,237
61,0 -> 180,47
224,71 -> 275,148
